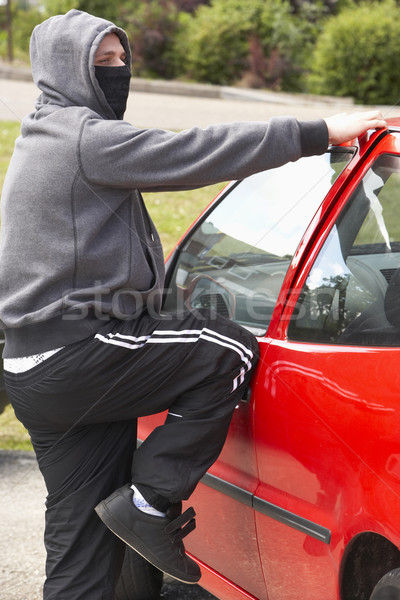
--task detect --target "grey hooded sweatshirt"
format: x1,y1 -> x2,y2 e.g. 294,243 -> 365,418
0,10 -> 329,359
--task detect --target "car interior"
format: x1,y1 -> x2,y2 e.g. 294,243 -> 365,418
163,149 -> 355,337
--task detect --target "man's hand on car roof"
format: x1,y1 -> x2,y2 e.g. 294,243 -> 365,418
325,110 -> 387,145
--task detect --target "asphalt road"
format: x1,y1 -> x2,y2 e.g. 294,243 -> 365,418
1,74 -> 395,131
0,450 -> 217,600
0,451 -> 45,600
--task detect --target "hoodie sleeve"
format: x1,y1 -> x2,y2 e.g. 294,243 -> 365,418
79,117 -> 329,192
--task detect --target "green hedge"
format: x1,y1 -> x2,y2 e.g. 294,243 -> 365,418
8,0 -> 400,104
0,7 -> 43,61
309,0 -> 400,104
171,0 -> 321,90
118,0 -> 180,79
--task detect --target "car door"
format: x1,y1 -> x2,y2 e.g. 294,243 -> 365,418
144,146 -> 355,599
253,132 -> 400,600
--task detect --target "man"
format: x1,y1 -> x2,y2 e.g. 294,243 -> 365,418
0,9 -> 386,600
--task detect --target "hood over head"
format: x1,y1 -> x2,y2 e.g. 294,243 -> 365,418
29,9 -> 131,119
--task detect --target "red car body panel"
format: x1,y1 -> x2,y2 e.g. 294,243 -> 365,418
138,120 -> 400,599
254,340 -> 400,600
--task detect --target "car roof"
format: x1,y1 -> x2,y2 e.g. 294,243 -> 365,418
386,116 -> 400,131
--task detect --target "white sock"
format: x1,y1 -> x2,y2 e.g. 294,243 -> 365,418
131,484 -> 166,517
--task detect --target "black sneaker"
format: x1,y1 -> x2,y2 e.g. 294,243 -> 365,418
95,484 -> 201,584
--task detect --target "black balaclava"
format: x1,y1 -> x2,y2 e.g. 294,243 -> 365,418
95,65 -> 131,120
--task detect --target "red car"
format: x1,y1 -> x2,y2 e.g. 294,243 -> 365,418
3,119 -> 400,600
136,117 -> 400,600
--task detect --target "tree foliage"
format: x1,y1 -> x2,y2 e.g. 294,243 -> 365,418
310,0 -> 400,104
117,0 -> 180,78
4,0 -> 400,105
173,0 -> 210,11
172,0 -> 326,90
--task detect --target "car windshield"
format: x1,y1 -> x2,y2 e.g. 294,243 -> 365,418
163,148 -> 355,335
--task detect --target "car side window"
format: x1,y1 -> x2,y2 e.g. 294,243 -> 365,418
288,154 -> 400,347
163,149 -> 354,335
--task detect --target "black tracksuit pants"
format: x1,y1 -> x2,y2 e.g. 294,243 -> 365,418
4,309 -> 259,600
